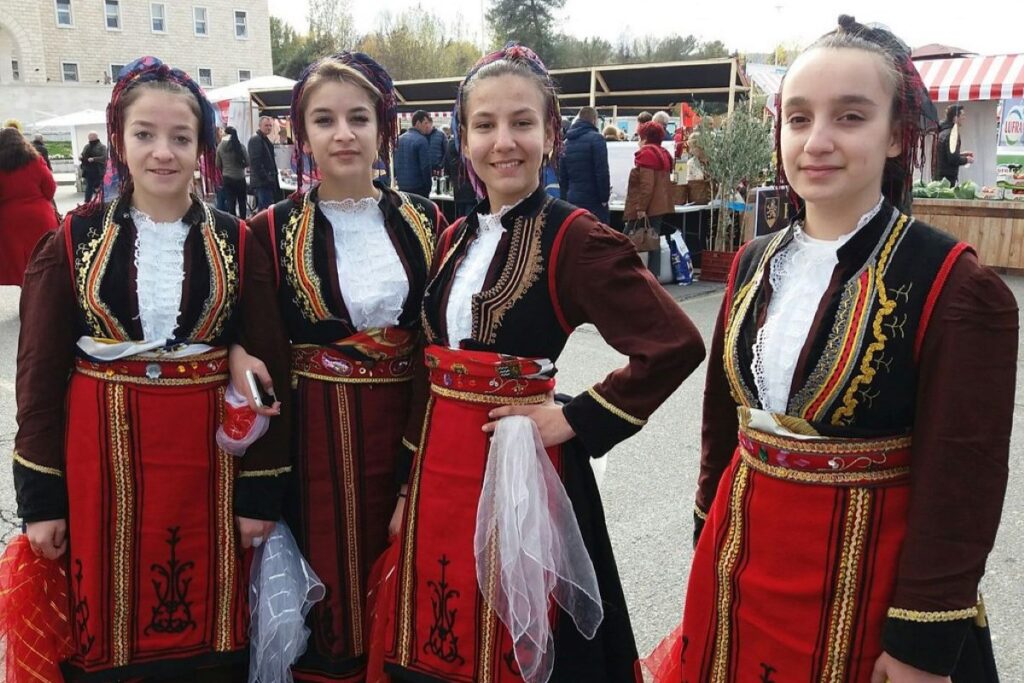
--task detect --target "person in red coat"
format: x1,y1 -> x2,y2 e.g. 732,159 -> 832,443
0,127 -> 58,286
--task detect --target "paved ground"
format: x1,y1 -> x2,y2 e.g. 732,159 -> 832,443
1,187 -> 1022,676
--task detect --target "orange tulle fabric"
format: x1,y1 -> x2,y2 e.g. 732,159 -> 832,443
0,535 -> 74,683
365,537 -> 400,683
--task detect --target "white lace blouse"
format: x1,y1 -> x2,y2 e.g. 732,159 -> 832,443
131,208 -> 189,342
319,196 -> 408,331
751,198 -> 883,412
445,203 -> 517,347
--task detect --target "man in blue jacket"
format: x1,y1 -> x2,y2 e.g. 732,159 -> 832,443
559,106 -> 610,222
395,110 -> 433,197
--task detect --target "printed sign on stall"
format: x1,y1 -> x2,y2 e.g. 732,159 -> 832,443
997,98 -> 1024,167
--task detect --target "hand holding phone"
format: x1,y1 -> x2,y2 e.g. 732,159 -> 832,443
245,369 -> 276,409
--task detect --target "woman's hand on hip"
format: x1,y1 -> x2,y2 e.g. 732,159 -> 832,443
483,393 -> 576,448
26,519 -> 67,560
871,652 -> 951,683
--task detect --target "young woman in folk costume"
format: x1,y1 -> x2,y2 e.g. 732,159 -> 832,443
12,56 -> 290,681
231,51 -> 444,682
646,16 -> 1017,683
380,43 -> 706,683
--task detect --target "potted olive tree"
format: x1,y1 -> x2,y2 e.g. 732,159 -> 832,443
690,106 -> 773,281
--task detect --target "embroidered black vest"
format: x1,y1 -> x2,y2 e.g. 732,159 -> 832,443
422,187 -> 582,361
724,202 -> 970,437
66,198 -> 243,346
264,185 -> 436,345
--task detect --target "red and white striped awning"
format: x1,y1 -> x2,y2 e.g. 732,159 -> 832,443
914,54 -> 1024,102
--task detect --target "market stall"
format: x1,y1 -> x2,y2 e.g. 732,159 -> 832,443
913,198 -> 1024,269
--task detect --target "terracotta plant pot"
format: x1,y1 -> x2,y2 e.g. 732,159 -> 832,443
699,248 -> 736,283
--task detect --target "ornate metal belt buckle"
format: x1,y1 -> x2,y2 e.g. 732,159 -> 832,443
145,363 -> 162,379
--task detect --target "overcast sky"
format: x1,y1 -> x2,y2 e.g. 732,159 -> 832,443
268,0 -> 1018,57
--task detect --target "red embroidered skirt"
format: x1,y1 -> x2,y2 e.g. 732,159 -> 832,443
63,351 -> 248,681
649,427 -> 912,683
384,345 -> 566,683
288,329 -> 416,683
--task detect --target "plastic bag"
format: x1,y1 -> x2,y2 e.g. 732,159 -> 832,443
474,416 -> 603,683
249,522 -> 326,683
668,232 -> 693,285
217,384 -> 269,456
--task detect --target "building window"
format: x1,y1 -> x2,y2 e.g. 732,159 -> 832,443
197,67 -> 213,87
11,60 -> 20,81
110,64 -> 124,82
193,7 -> 208,36
234,10 -> 248,39
238,69 -> 251,82
62,62 -> 80,82
55,0 -> 73,27
150,3 -> 166,32
104,0 -> 121,30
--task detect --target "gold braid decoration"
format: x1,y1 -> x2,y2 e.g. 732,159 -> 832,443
887,606 -> 978,622
831,214 -> 910,425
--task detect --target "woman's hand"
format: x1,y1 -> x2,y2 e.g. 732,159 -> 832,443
26,519 -> 68,559
871,652 -> 951,683
236,516 -> 276,549
228,344 -> 280,416
483,393 -> 576,448
388,487 -> 408,538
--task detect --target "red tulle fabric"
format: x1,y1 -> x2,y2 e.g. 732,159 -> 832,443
640,620 -> 685,682
0,535 -> 74,683
365,537 -> 400,683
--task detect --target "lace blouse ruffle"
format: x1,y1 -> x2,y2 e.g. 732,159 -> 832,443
319,198 -> 408,330
751,198 -> 883,412
131,208 -> 189,342
445,204 -> 517,347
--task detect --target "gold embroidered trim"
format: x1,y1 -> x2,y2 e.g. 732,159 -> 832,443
887,606 -> 978,622
479,525 -> 500,683
586,387 -> 646,426
740,446 -> 910,486
76,201 -> 130,341
723,230 -> 789,409
237,466 -> 292,478
334,385 -> 365,653
282,194 -> 335,324
821,488 -> 872,682
292,370 -> 413,385
11,450 -> 63,477
430,384 -> 548,406
214,385 -> 235,651
694,505 -> 708,521
397,193 -> 436,265
188,203 -> 239,341
74,367 -> 229,386
710,462 -> 751,681
108,383 -> 133,667
475,201 -> 549,344
401,437 -> 418,452
740,426 -> 912,455
397,396 -> 436,665
832,214 -> 910,425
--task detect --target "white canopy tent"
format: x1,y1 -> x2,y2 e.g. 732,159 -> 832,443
33,108 -> 108,164
206,75 -> 296,145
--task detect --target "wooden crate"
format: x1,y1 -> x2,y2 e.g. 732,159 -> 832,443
700,249 -> 736,282
911,199 -> 1024,269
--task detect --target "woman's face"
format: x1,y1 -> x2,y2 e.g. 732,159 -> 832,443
462,73 -> 553,209
122,89 -> 200,204
302,79 -> 379,187
780,48 -> 900,212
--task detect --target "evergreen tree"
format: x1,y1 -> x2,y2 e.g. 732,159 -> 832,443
487,0 -> 566,60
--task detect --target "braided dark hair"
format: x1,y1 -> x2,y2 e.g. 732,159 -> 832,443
776,15 -> 939,211
223,126 -> 246,164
